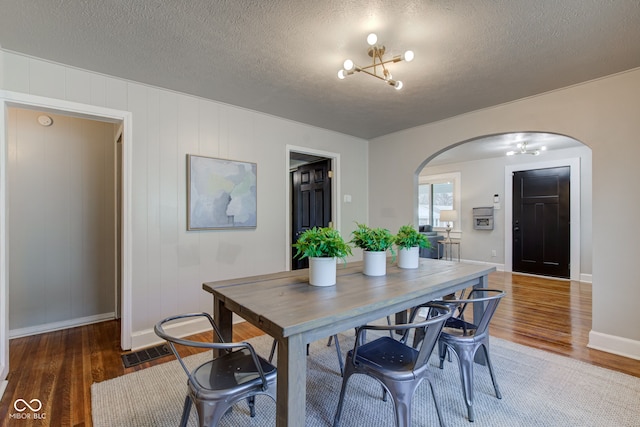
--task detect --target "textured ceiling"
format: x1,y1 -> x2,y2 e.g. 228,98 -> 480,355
1,0 -> 640,140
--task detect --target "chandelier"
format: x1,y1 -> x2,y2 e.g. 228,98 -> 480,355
506,141 -> 547,156
337,33 -> 414,90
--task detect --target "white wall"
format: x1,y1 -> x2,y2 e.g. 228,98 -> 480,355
421,145 -> 592,276
0,51 -> 369,349
369,68 -> 640,359
7,108 -> 116,335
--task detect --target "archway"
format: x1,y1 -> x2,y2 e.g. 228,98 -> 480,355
415,132 -> 591,282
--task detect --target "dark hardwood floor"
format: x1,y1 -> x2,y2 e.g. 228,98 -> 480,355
1,271 -> 638,426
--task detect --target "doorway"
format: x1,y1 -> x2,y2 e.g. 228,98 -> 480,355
1,92 -> 133,383
287,147 -> 339,271
7,108 -> 120,337
512,166 -> 570,278
290,154 -> 332,269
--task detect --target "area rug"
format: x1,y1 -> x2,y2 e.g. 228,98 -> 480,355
92,333 -> 640,426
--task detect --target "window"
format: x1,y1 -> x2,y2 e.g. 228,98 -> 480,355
418,172 -> 461,229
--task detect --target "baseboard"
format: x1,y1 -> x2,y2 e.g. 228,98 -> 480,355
130,314 -> 249,352
0,380 -> 7,401
459,258 -> 505,272
9,312 -> 116,339
588,330 -> 640,360
580,273 -> 593,283
131,316 -> 211,351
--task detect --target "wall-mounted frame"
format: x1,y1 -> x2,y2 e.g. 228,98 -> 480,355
187,154 -> 257,230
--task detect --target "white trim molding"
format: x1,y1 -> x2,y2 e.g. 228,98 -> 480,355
588,330 -> 640,361
130,316 -> 211,351
0,380 -> 7,401
9,313 -> 116,339
0,90 -> 134,384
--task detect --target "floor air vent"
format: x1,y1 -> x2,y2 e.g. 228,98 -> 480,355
121,344 -> 172,368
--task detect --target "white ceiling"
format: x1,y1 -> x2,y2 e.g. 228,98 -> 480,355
1,0 -> 639,144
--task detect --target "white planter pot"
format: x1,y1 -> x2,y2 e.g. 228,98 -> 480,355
308,257 -> 337,286
363,250 -> 387,276
398,246 -> 420,269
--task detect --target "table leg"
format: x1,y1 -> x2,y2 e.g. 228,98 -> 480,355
276,334 -> 307,426
213,296 -> 233,356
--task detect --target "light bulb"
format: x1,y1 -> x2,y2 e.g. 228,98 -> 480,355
403,50 -> 415,62
541,146 -> 547,151
337,69 -> 346,79
343,59 -> 354,71
394,80 -> 403,90
506,151 -> 515,156
367,33 -> 378,46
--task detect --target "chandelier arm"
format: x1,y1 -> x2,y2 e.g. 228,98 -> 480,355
357,57 -> 404,72
376,49 -> 389,77
357,68 -> 388,81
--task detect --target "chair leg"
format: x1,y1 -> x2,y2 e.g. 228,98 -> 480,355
438,341 -> 447,369
194,399 -> 233,427
269,339 -> 277,363
247,395 -> 256,417
454,346 -> 477,422
333,367 -> 354,427
326,335 -> 345,376
179,395 -> 192,427
271,338 -> 310,360
333,335 -> 345,377
427,379 -> 446,427
481,343 -> 502,399
380,380 -> 417,427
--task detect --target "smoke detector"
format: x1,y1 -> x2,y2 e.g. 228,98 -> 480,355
37,115 -> 53,127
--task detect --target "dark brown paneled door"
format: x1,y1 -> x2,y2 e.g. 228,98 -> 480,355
291,160 -> 332,270
513,166 -> 570,278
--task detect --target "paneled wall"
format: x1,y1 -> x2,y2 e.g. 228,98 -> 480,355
7,108 -> 116,334
1,51 -> 369,347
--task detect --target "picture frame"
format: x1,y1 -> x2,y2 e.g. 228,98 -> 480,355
187,154 -> 257,230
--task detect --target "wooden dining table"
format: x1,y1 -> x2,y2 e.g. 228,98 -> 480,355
202,258 -> 495,427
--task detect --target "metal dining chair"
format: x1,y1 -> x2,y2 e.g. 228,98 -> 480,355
154,312 -> 277,427
333,303 -> 452,427
435,289 -> 506,422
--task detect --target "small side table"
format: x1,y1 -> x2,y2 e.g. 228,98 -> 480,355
437,239 -> 461,262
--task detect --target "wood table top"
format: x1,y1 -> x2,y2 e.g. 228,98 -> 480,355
203,258 -> 495,340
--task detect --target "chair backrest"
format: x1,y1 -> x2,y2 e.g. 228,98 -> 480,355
354,302 -> 452,370
154,312 -> 270,389
413,303 -> 452,368
448,289 -> 506,336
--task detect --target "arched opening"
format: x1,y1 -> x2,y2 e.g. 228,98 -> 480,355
415,131 -> 592,282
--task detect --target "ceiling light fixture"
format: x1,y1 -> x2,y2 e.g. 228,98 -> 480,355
506,141 -> 547,156
337,33 -> 414,90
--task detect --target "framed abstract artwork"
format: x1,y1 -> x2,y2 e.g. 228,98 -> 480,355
187,154 -> 257,230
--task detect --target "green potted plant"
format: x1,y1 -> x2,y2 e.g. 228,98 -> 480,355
395,224 -> 431,268
350,222 -> 396,276
293,227 -> 352,286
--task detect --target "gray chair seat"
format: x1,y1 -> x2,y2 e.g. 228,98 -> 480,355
192,347 -> 276,392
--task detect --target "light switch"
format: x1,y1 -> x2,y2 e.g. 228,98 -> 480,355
344,194 -> 352,203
